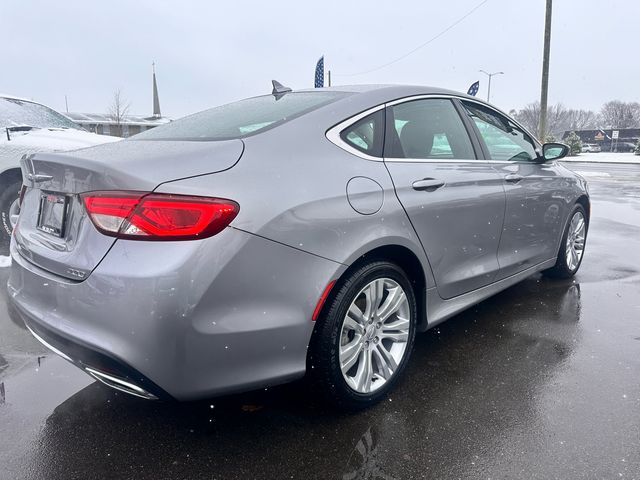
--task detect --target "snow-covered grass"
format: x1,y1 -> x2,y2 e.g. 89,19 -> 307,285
0,255 -> 11,268
562,152 -> 640,164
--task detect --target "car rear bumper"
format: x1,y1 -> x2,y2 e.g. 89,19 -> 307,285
21,314 -> 171,400
8,227 -> 343,400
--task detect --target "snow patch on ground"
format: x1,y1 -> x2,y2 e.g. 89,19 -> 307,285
575,171 -> 611,177
0,255 -> 11,268
562,152 -> 640,164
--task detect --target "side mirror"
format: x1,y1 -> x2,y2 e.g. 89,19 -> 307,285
542,142 -> 569,161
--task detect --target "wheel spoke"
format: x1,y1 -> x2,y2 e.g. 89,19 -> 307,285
343,315 -> 364,335
363,284 -> 375,320
376,286 -> 406,322
348,302 -> 365,323
354,349 -> 373,393
383,315 -> 410,331
340,339 -> 362,373
373,344 -> 397,380
380,330 -> 409,343
571,247 -> 578,268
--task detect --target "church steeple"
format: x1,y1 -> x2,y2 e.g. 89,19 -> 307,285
152,62 -> 161,118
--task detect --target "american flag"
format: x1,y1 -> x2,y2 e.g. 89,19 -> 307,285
467,81 -> 480,96
314,56 -> 324,88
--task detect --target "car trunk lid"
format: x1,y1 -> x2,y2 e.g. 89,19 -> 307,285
14,139 -> 243,280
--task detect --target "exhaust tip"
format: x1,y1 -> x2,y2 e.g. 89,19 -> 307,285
85,367 -> 158,400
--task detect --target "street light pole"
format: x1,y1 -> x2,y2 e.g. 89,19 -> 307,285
479,70 -> 504,103
539,0 -> 553,139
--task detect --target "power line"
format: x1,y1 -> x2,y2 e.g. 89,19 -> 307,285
335,0 -> 490,77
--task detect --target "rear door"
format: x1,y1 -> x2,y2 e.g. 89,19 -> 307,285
383,97 -> 506,299
460,101 -> 569,279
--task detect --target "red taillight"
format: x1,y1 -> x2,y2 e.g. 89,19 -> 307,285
81,191 -> 239,241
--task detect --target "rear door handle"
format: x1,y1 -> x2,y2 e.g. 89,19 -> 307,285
412,178 -> 445,191
504,174 -> 523,183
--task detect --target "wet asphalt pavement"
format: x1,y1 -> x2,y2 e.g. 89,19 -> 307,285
1,162 -> 639,480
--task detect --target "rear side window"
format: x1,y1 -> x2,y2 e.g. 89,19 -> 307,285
340,109 -> 385,157
385,99 -> 475,159
133,91 -> 350,141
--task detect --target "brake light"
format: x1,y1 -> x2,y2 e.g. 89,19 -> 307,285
81,191 -> 239,240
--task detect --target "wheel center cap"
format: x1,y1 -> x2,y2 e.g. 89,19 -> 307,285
365,325 -> 376,340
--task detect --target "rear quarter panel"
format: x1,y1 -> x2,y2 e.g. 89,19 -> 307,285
155,115 -> 435,289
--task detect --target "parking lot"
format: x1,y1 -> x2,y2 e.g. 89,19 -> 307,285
1,161 -> 639,480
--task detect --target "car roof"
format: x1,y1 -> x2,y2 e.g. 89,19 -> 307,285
297,84 -> 476,101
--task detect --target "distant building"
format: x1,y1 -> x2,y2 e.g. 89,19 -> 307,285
67,63 -> 170,138
563,128 -> 640,152
66,112 -> 170,138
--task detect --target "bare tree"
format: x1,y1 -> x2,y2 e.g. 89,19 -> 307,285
600,101 -> 640,128
513,102 -> 569,138
512,102 -> 541,135
565,109 -> 599,131
513,102 -> 599,139
108,89 -> 130,135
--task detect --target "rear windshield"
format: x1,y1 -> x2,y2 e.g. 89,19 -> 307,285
133,91 -> 350,141
0,96 -> 81,130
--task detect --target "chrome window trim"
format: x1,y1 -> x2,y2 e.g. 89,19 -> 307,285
325,93 -> 543,163
384,158 -> 490,164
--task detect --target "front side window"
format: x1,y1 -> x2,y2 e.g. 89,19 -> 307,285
340,109 -> 385,157
385,99 -> 475,160
462,102 -> 538,162
134,91 -> 350,141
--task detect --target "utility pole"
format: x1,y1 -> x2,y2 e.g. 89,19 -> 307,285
539,0 -> 553,140
479,70 -> 504,103
327,70 -> 331,87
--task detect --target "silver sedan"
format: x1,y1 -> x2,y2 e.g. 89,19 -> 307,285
8,84 -> 589,409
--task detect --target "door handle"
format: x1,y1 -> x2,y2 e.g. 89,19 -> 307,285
504,174 -> 523,183
412,178 -> 445,191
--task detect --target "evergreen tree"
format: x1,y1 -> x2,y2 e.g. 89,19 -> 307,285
565,131 -> 582,156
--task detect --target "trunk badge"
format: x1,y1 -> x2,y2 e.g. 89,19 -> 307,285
27,173 -> 53,183
66,268 -> 87,279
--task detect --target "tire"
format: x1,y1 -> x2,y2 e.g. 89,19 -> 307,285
543,204 -> 588,279
308,260 -> 417,410
0,179 -> 22,253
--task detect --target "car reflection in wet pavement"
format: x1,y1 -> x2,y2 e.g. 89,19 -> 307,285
1,162 -> 639,480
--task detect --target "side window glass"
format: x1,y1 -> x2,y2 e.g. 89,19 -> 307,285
462,102 -> 538,162
340,109 -> 385,157
385,99 -> 475,160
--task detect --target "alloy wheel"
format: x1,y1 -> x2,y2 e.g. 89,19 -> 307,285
339,278 -> 411,394
565,211 -> 586,271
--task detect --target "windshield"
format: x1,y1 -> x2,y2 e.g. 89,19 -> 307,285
133,91 -> 350,141
0,96 -> 81,130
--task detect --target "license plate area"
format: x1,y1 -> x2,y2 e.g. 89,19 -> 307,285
37,192 -> 69,237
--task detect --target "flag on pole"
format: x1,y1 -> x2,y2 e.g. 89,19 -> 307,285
314,56 -> 324,88
467,81 -> 480,96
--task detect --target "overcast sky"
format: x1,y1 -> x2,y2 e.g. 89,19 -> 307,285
1,0 -> 637,119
